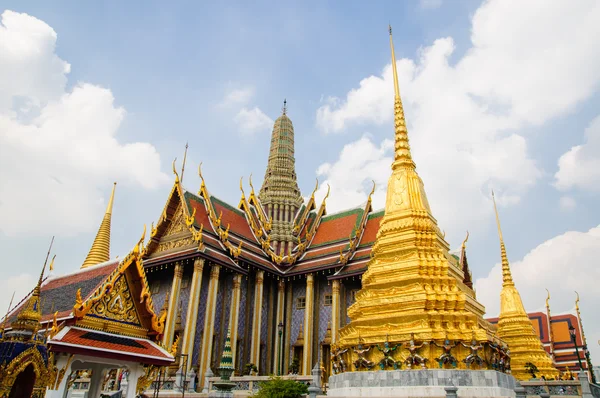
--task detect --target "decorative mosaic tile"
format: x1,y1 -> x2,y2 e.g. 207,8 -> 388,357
290,280 -> 306,362
259,280 -> 270,372
318,279 -> 332,344
192,267 -> 211,366
236,277 -> 248,372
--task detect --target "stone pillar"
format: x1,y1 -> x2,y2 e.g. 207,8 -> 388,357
580,370 -> 594,398
303,273 -> 315,375
250,270 -> 265,371
308,362 -> 322,398
331,280 -> 340,344
88,364 -> 107,398
163,262 -> 184,348
180,258 -> 205,372
198,264 -> 221,389
124,365 -> 144,398
444,385 -> 458,398
284,204 -> 290,223
273,280 -> 285,375
274,204 -> 279,222
229,274 -> 243,369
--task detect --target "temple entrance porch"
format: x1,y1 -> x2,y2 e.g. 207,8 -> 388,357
46,355 -> 145,398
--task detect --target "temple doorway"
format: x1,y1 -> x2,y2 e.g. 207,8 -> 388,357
8,364 -> 36,398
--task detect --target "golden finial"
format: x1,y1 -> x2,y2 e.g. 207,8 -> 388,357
575,290 -> 580,311
388,24 -> 414,168
310,178 -> 319,200
198,162 -> 205,185
492,191 -> 514,286
282,99 -> 287,115
442,230 -> 446,239
185,207 -> 196,227
545,288 -> 551,309
369,180 -> 376,197
133,224 -> 146,256
75,288 -> 83,308
180,143 -> 188,183
49,255 -> 55,272
151,221 -> 158,238
461,231 -> 469,250
249,173 -> 255,193
324,183 -> 331,201
49,311 -> 59,338
172,158 -> 179,182
81,183 -> 116,268
239,176 -> 245,198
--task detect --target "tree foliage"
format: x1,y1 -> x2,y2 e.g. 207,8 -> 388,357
252,376 -> 309,398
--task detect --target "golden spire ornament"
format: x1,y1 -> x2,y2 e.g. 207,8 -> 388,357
334,27 -> 502,368
492,192 -> 558,380
81,183 -> 116,268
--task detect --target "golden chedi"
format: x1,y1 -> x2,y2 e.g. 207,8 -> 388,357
335,27 -> 505,372
492,193 -> 559,380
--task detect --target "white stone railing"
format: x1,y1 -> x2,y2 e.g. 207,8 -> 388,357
520,379 -> 581,396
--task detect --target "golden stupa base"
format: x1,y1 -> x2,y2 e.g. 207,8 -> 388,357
327,369 -> 518,397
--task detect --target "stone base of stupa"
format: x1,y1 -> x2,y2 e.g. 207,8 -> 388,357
327,369 -> 517,397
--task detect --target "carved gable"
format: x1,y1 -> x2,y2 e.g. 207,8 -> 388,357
88,274 -> 141,327
164,204 -> 186,237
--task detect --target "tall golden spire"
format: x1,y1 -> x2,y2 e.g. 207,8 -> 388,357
545,289 -> 556,361
335,27 -> 500,367
389,25 -> 415,170
492,191 -> 514,287
81,183 -> 116,269
492,193 -> 558,380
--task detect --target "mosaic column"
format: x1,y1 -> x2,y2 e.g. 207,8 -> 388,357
273,280 -> 285,374
331,279 -> 340,344
250,270 -> 265,371
229,274 -> 242,368
302,273 -> 314,375
180,258 -> 204,372
198,264 -> 220,389
162,261 -> 183,348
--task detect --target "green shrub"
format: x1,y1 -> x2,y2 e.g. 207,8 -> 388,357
252,376 -> 309,398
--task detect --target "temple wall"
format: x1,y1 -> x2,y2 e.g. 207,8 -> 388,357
236,276 -> 249,373
212,272 -> 232,369
147,268 -> 173,313
290,280 -> 305,363
191,266 -> 211,366
317,279 -> 332,345
259,277 -> 271,373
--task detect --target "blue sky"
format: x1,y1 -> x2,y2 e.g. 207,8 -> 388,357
1,0 -> 599,361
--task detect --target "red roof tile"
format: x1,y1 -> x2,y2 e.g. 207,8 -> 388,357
50,326 -> 173,366
211,197 -> 257,242
310,211 -> 360,246
359,212 -> 384,247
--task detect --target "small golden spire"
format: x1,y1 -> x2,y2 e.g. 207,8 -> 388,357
389,25 -> 414,169
82,183 -> 116,268
461,231 -> 469,250
492,191 -> 514,286
181,143 -> 189,183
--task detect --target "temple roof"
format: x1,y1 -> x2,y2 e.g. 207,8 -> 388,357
141,172 -> 384,278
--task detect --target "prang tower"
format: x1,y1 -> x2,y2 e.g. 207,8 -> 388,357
259,101 -> 304,255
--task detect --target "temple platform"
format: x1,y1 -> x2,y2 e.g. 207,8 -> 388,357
326,369 -> 517,397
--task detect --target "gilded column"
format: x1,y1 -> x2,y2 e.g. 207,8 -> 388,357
302,273 -> 314,375
273,280 -> 285,374
163,262 -> 183,348
180,258 -> 204,371
228,274 -> 243,368
198,264 -> 221,389
250,270 -> 265,371
331,279 -> 340,344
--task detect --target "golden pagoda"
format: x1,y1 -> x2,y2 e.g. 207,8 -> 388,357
492,193 -> 559,380
81,182 -> 116,268
335,27 -> 502,369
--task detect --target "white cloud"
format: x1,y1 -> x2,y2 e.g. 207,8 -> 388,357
313,135 -> 392,211
234,106 -> 274,135
0,273 -> 36,321
475,225 -> 600,363
554,115 -> 600,193
0,10 -> 169,238
315,0 -> 600,239
419,0 -> 442,10
559,196 -> 577,211
219,86 -> 255,108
